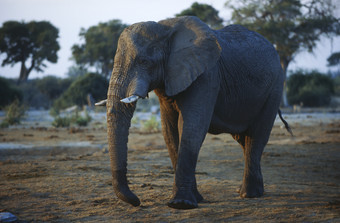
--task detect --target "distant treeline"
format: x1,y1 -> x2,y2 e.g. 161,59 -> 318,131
0,73 -> 107,111
0,69 -> 339,110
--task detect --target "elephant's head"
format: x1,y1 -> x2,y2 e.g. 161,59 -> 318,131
106,16 -> 221,206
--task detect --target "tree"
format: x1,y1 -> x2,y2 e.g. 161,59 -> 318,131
287,70 -> 334,107
53,73 -> 108,110
327,51 -> 340,67
0,21 -> 60,83
71,20 -> 128,79
226,0 -> 340,106
328,51 -> 340,95
176,2 -> 224,29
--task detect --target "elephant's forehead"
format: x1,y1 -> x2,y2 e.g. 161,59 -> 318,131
118,31 -> 153,57
117,31 -> 139,56
126,21 -> 165,40
122,22 -> 168,47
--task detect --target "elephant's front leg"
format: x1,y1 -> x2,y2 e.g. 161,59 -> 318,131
156,90 -> 204,206
167,73 -> 219,209
168,125 -> 205,209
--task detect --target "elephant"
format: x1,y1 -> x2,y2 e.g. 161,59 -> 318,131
101,16 -> 292,210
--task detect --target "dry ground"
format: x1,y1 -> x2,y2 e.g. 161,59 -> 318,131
0,114 -> 339,222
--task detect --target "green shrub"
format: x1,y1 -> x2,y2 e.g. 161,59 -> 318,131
49,107 -> 60,117
53,73 -> 108,111
131,116 -> 140,125
1,99 -> 26,127
141,115 -> 160,132
287,70 -> 334,107
75,117 -> 88,126
51,109 -> 92,127
52,116 -> 71,127
74,110 -> 92,126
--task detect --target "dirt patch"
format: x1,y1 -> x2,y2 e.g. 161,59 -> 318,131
0,115 -> 339,222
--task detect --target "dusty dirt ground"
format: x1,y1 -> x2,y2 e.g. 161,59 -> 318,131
0,113 -> 340,222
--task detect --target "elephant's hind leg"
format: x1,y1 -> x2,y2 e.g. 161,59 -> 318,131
233,91 -> 281,198
232,132 -> 265,197
238,134 -> 266,198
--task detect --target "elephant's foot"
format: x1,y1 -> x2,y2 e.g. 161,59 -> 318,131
113,184 -> 141,207
237,182 -> 264,198
168,199 -> 198,209
168,189 -> 198,209
193,187 -> 204,203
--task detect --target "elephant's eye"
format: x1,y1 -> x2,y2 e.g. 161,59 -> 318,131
137,57 -> 152,67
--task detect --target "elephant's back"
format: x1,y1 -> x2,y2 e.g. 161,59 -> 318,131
217,25 -> 274,49
211,25 -> 284,132
216,24 -> 283,98
217,24 -> 280,68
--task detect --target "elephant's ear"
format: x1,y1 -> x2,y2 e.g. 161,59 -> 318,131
159,16 -> 222,96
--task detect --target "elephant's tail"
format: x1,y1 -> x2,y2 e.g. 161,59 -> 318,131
278,109 -> 294,136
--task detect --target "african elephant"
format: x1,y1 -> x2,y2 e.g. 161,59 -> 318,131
102,16 -> 291,209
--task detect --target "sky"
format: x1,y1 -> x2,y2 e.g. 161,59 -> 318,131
0,0 -> 339,80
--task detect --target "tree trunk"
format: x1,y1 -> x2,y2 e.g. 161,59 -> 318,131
280,58 -> 290,107
18,59 -> 35,84
18,61 -> 28,84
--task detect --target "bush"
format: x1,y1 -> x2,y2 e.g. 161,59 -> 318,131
51,109 -> 92,127
1,99 -> 26,127
52,116 -> 71,127
287,70 -> 334,107
73,109 -> 92,126
75,115 -> 91,126
0,77 -> 22,108
141,115 -> 160,132
53,73 -> 108,111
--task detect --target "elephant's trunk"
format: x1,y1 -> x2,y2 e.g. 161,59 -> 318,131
106,79 -> 140,206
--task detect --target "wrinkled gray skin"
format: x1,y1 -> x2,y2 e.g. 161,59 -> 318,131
106,16 -> 285,209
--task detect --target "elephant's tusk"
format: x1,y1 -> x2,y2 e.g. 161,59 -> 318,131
95,99 -> 107,106
120,95 -> 140,103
